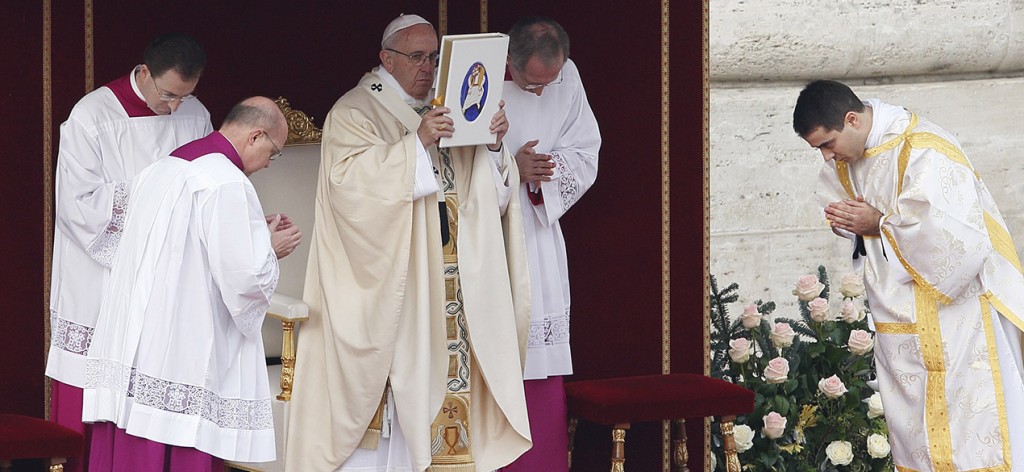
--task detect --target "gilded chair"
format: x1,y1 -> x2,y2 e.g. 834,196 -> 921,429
225,99 -> 321,472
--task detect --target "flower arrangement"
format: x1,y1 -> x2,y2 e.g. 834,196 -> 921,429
708,266 -> 892,472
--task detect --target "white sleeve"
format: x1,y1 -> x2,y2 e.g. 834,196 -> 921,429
202,181 -> 279,338
54,116 -> 130,268
412,136 -> 440,200
532,73 -> 601,227
487,145 -> 514,214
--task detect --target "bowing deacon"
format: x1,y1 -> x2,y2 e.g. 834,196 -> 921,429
796,79 -> 1024,472
82,97 -> 301,470
286,13 -> 532,472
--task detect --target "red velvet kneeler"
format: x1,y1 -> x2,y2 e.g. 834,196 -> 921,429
0,414 -> 83,470
565,373 -> 754,472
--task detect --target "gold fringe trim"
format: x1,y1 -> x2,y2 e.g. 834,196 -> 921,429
358,429 -> 381,450
427,463 -> 476,472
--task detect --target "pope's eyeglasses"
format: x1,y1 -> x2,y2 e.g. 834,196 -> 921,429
385,48 -> 440,67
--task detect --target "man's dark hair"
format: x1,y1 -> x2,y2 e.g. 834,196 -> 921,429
143,33 -> 206,81
792,80 -> 865,137
508,16 -> 570,71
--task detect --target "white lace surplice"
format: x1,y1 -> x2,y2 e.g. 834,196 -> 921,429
47,75 -> 211,387
501,59 -> 601,380
82,153 -> 278,463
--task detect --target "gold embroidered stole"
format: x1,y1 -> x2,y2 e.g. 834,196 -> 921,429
427,145 -> 476,471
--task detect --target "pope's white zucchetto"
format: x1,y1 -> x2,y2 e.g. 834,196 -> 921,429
381,14 -> 431,48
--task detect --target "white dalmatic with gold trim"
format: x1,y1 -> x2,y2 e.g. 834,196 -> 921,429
816,99 -> 1024,472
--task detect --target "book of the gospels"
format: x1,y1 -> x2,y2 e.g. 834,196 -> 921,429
434,33 -> 510,148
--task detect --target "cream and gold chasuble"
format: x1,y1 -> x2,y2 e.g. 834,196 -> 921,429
285,69 -> 532,472
816,100 -> 1024,472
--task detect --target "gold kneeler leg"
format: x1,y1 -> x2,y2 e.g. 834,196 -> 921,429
673,419 -> 689,472
567,418 -> 578,470
611,423 -> 629,472
720,416 -> 741,472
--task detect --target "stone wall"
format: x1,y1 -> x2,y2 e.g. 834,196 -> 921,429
709,0 -> 1024,315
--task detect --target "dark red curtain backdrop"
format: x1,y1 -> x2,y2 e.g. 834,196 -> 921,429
2,1 -> 704,470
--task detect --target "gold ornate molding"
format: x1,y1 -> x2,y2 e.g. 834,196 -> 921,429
439,0 -> 448,36
702,0 -> 712,467
661,0 -> 673,470
43,0 -> 54,422
274,97 -> 322,145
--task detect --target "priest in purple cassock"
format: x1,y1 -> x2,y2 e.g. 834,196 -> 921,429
45,33 -> 212,472
80,97 -> 302,471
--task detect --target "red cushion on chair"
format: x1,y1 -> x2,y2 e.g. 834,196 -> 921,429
0,414 -> 83,460
564,373 -> 754,425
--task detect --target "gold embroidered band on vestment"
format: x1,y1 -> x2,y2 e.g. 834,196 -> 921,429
864,113 -> 919,159
914,286 -> 954,471
985,212 -> 1024,274
428,146 -> 475,472
979,293 -> 1013,472
881,228 -> 953,306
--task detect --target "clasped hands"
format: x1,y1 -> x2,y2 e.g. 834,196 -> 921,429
824,196 -> 882,237
266,213 -> 302,259
417,100 -> 508,152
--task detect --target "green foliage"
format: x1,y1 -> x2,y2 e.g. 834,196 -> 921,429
708,267 -> 893,472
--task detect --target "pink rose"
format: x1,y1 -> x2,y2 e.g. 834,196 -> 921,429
848,329 -> 874,355
840,300 -> 864,323
728,338 -> 753,363
818,374 -> 848,398
762,411 -> 787,439
764,357 -> 790,384
792,274 -> 825,302
740,304 -> 762,329
770,322 -> 796,348
808,297 -> 830,322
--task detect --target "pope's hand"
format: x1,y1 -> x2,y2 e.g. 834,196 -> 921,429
417,107 -> 454,146
488,100 -> 508,152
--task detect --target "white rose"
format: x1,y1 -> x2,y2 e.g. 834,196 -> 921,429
740,304 -> 762,329
848,329 -> 875,356
818,374 -> 848,398
808,297 -> 830,322
733,424 -> 754,452
826,440 -> 854,466
764,357 -> 790,384
770,322 -> 796,348
762,411 -> 787,439
840,300 -> 865,323
866,433 -> 891,458
793,274 -> 825,302
710,451 -> 717,470
728,338 -> 753,363
865,392 -> 885,419
839,272 -> 865,298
